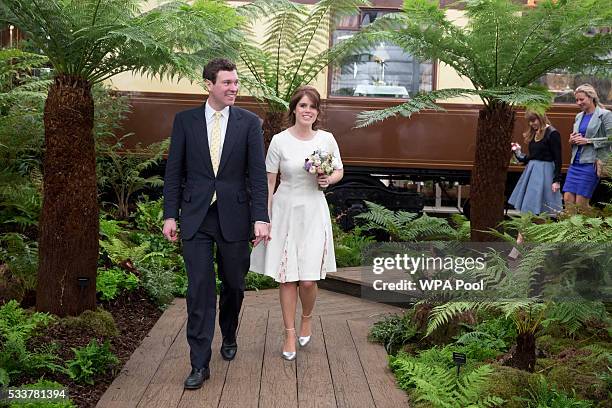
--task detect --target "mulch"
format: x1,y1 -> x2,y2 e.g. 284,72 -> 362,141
18,287 -> 163,408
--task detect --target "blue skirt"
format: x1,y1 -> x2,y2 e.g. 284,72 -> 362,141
563,162 -> 599,198
509,160 -> 562,215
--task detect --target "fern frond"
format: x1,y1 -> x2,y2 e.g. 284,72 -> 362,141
426,302 -> 485,336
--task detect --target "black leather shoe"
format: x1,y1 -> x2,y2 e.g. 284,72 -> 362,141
184,367 -> 210,389
220,339 -> 238,361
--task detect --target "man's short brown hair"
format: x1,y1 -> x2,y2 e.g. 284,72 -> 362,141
203,58 -> 237,84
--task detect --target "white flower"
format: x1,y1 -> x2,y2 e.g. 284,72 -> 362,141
309,165 -> 317,174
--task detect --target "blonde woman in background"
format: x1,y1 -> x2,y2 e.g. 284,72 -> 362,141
563,84 -> 612,208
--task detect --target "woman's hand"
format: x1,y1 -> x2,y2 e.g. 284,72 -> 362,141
317,174 -> 330,188
569,132 -> 589,145
552,182 -> 560,193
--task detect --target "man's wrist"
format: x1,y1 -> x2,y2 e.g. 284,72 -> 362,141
254,221 -> 269,225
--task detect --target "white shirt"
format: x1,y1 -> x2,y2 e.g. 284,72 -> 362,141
203,100 -> 268,225
204,100 -> 230,159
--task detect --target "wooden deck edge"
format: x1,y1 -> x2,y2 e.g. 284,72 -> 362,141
321,272 -> 418,309
96,299 -> 188,407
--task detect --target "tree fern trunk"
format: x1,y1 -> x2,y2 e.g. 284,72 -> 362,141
510,332 -> 536,372
36,74 -> 98,316
262,110 -> 285,152
470,103 -> 515,241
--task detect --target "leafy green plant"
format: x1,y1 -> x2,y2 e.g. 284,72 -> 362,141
0,48 -> 47,235
236,0 -> 370,146
369,313 -> 420,355
245,271 -> 278,291
137,259 -> 179,307
99,237 -> 150,266
332,220 -> 374,267
134,197 -> 165,234
390,350 -> 504,408
99,217 -> 129,241
65,339 -> 119,385
455,315 -> 517,360
97,135 -> 169,220
515,375 -> 594,407
96,268 -> 139,301
521,215 -> 612,243
0,300 -> 53,340
355,201 -> 461,241
0,232 -> 38,294
0,300 -> 61,384
542,301 -> 609,337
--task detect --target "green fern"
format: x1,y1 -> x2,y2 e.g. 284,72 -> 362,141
542,301 -> 609,336
390,352 -> 504,408
355,201 -> 461,241
237,0 -> 370,109
99,236 -> 150,265
520,215 -> 612,243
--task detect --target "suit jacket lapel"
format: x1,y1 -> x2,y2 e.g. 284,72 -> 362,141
586,106 -> 602,139
574,111 -> 583,133
192,105 -> 214,176
218,106 -> 241,175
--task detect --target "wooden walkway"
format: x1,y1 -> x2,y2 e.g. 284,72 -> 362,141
96,289 -> 409,408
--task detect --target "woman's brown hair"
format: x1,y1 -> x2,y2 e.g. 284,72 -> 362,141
523,111 -> 550,143
287,86 -> 321,129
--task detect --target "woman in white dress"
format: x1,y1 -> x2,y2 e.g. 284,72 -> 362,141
250,86 -> 343,360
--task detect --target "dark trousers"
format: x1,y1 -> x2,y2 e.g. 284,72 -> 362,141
182,204 -> 250,369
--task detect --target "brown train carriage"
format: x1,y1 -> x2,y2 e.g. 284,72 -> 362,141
121,91 -> 587,220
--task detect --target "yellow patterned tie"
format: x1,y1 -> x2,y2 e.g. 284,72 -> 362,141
210,111 -> 222,204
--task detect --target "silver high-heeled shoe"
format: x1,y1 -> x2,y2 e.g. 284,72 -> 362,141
282,328 -> 297,361
298,314 -> 312,347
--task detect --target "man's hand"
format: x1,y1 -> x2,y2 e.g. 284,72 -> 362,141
252,222 -> 271,247
163,218 -> 179,242
552,182 -> 560,193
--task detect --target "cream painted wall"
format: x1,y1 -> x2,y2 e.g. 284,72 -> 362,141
108,2 -> 474,104
108,0 -> 328,97
435,9 -> 480,104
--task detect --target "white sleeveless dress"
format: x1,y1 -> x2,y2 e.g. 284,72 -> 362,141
249,129 -> 342,283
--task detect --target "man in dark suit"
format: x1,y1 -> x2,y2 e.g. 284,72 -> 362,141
162,58 -> 270,389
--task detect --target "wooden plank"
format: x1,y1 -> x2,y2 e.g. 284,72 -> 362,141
348,318 -> 410,408
217,306 -> 268,408
96,299 -> 187,408
321,317 -> 375,408
258,313 -> 298,408
297,315 -> 336,408
177,305 -> 243,408
135,323 -> 190,408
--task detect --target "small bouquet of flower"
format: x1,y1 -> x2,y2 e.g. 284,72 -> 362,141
304,149 -> 337,190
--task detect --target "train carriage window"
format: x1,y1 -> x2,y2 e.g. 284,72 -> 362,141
330,10 -> 433,99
